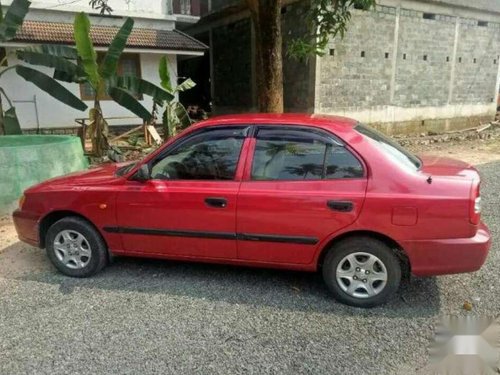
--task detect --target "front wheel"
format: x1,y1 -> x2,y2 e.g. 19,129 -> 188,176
46,217 -> 108,277
322,237 -> 401,308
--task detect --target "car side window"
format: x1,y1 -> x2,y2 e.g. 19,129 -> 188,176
251,128 -> 363,181
151,128 -> 246,180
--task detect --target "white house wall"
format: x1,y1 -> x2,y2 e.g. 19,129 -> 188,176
1,49 -> 177,129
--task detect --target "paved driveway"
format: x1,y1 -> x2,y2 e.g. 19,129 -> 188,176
0,162 -> 499,375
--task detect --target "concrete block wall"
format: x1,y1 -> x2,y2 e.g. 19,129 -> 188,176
316,0 -> 500,133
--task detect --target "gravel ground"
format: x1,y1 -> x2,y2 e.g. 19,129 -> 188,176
0,161 -> 499,375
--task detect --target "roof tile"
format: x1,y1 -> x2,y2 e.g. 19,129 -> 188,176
13,20 -> 207,52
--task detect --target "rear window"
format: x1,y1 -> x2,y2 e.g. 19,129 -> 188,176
355,124 -> 421,171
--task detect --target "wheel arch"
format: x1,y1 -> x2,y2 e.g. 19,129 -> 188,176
39,210 -> 106,249
316,230 -> 410,276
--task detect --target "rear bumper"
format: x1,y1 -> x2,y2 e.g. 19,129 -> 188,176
402,222 -> 491,277
12,209 -> 41,247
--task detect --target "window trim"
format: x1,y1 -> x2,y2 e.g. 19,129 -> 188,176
79,53 -> 143,101
246,125 -> 366,182
149,125 -> 251,182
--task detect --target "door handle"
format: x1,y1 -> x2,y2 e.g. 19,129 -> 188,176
327,200 -> 354,212
205,197 -> 228,208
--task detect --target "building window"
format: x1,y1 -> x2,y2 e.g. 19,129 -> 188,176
80,53 -> 142,101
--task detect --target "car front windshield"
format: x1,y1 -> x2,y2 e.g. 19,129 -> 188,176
354,124 -> 421,171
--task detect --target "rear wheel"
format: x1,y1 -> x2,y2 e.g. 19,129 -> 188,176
46,217 -> 108,277
322,237 -> 401,308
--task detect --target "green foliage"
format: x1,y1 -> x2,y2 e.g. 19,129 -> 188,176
74,12 -> 100,88
100,17 -> 133,79
0,0 -> 90,135
157,56 -> 196,139
16,65 -> 88,111
288,0 -> 376,59
0,0 -> 30,42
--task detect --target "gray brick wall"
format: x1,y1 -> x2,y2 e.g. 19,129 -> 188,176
452,20 -> 500,104
393,9 -> 456,107
318,8 -> 396,112
316,5 -> 500,113
212,19 -> 253,109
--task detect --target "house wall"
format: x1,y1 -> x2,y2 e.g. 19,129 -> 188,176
1,49 -> 177,129
316,0 -> 500,134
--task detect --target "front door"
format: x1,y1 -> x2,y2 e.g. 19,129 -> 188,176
114,126 -> 248,259
237,126 -> 368,265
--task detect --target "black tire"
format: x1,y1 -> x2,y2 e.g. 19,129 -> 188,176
322,237 -> 401,308
46,216 -> 108,277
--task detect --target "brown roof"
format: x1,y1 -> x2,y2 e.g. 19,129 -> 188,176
13,20 -> 208,52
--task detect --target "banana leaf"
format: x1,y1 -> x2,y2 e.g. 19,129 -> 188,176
0,0 -> 30,42
115,75 -> 174,102
20,44 -> 79,59
108,86 -> 152,122
53,69 -> 87,83
74,12 -> 100,88
17,50 -> 86,80
176,78 -> 196,93
172,101 -> 192,130
16,65 -> 88,111
100,17 -> 134,79
158,56 -> 173,93
4,107 -> 22,135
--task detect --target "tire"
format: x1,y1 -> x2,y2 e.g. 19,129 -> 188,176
322,237 -> 401,308
46,216 -> 108,278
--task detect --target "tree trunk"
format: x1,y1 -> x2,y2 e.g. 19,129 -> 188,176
0,93 -> 5,136
92,98 -> 108,157
246,0 -> 284,113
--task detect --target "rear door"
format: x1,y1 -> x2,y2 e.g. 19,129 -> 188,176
236,126 -> 368,265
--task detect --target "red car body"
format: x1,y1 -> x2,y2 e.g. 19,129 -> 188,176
13,114 -> 491,277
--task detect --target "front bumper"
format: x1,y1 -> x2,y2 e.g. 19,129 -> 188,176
402,222 -> 491,277
12,209 -> 40,247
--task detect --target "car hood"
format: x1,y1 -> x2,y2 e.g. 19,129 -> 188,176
27,162 -> 128,192
418,155 -> 478,179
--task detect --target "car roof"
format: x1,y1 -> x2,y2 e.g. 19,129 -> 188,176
198,113 -> 358,131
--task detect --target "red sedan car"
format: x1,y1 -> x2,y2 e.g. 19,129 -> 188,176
13,114 -> 491,307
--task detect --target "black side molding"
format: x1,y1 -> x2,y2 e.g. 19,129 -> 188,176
104,227 -> 318,245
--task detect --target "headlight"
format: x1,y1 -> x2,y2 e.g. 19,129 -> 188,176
18,195 -> 26,209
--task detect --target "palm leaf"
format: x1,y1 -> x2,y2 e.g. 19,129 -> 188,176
116,75 -> 174,102
159,56 -> 173,93
4,107 -> 22,135
16,65 -> 88,111
100,17 -> 134,78
0,0 -> 30,42
74,12 -> 100,88
17,50 -> 86,80
175,78 -> 196,93
108,86 -> 152,122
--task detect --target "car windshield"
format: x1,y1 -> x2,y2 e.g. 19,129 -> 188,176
116,162 -> 137,177
354,124 -> 421,171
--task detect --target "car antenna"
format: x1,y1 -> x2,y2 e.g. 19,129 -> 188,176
427,175 -> 433,184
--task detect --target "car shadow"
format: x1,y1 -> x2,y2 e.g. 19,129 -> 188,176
0,242 -> 440,318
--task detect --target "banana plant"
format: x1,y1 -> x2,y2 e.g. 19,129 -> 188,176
157,56 -> 196,139
69,13 -> 174,156
0,0 -> 88,135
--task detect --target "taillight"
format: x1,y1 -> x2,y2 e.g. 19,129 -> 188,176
469,180 -> 481,225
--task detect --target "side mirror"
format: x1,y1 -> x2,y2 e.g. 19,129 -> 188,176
133,164 -> 151,182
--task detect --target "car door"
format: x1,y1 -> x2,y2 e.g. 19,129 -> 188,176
114,126 -> 249,259
236,126 -> 368,265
